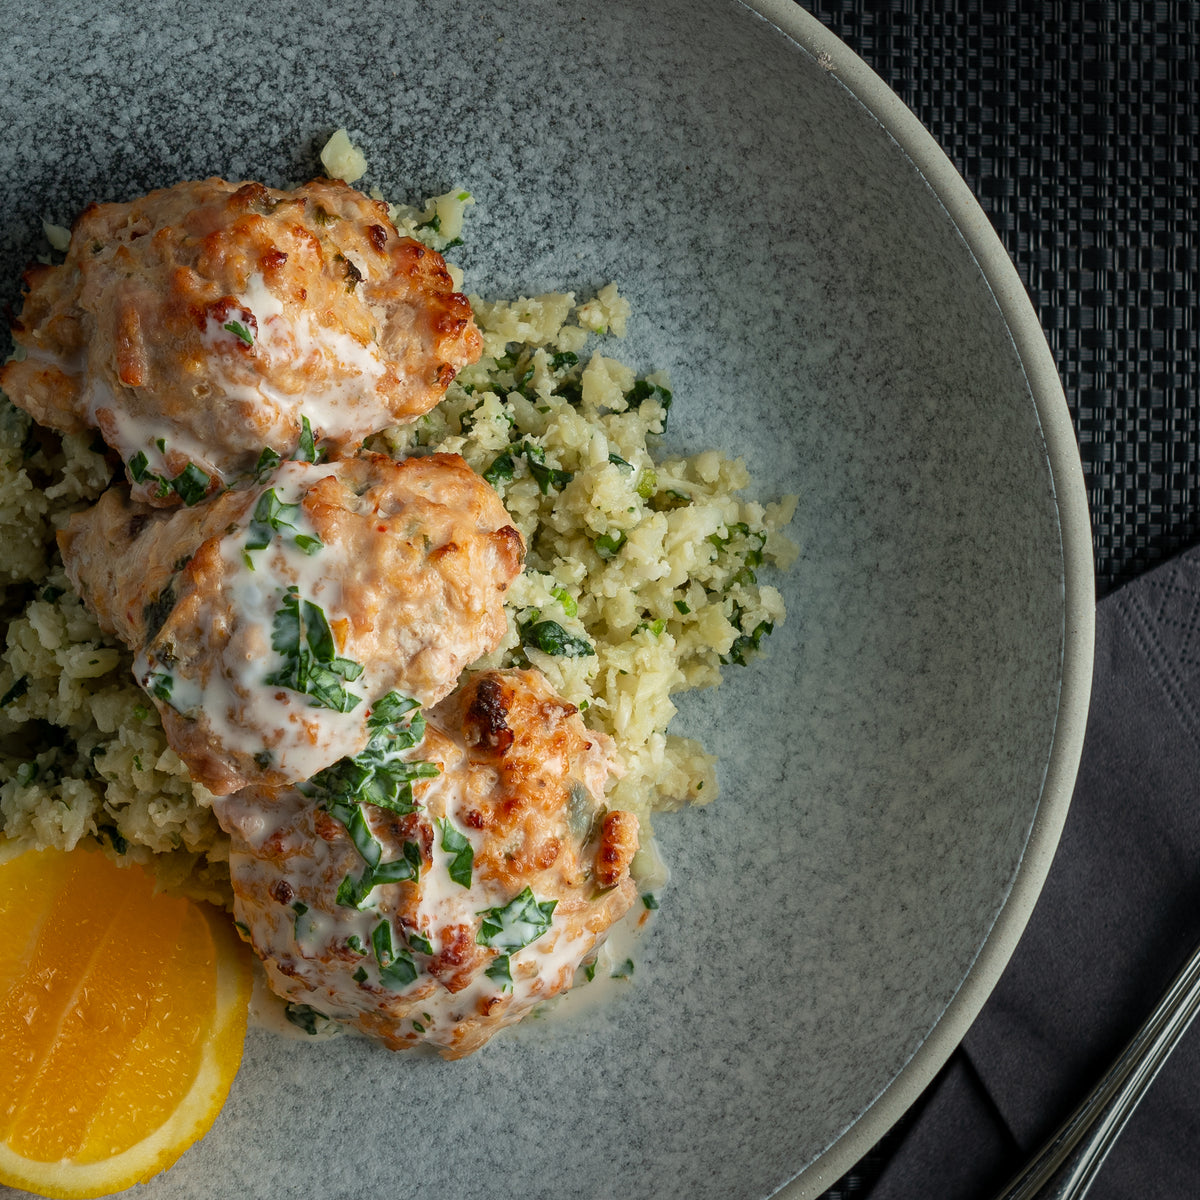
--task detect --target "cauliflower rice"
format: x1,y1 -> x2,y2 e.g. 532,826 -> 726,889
0,173 -> 797,907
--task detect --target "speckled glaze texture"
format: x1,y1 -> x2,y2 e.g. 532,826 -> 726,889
0,3 -> 1071,1198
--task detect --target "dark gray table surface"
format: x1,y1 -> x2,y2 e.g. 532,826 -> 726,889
800,3 -> 1200,1197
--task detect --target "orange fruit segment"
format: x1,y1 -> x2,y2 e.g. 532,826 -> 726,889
0,846 -> 252,1198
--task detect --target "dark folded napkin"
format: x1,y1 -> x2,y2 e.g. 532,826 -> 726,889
871,542 -> 1200,1199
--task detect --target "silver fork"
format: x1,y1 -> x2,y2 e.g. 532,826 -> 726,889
993,935 -> 1200,1199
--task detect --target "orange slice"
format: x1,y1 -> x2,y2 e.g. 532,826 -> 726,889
0,846 -> 252,1198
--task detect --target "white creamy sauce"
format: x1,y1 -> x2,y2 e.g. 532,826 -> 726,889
22,339 -> 85,375
85,375 -> 217,483
190,446 -> 659,1049
287,316 -> 391,440
248,960 -> 346,1041
218,467 -> 371,779
511,922 -> 592,1001
240,271 -> 285,321
395,771 -> 481,941
200,316 -> 251,353
194,272 -> 393,449
246,900 -> 661,1047
46,265 -> 401,485
138,460 -> 388,781
245,872 -> 661,1047
221,798 -> 289,854
515,838 -> 671,1032
543,897 -> 659,1024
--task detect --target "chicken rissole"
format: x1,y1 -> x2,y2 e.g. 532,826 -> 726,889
1,177 -> 481,505
58,452 -> 524,796
217,668 -> 639,1059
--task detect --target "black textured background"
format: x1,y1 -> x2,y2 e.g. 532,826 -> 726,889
800,2 -> 1200,1195
804,1 -> 1199,606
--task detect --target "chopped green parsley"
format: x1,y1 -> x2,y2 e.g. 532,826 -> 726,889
126,452 -> 211,506
283,1003 -> 328,1035
145,671 -> 174,702
303,692 -> 440,909
438,818 -> 474,889
244,487 -> 324,562
624,379 -> 673,430
296,415 -> 319,463
722,618 -> 775,667
485,954 -> 513,990
305,692 -> 439,814
481,441 -> 572,494
476,887 -> 557,953
593,530 -> 627,559
254,445 -> 283,481
223,319 -> 254,345
518,618 -> 595,659
550,586 -> 578,618
373,919 -> 418,988
264,588 -> 363,712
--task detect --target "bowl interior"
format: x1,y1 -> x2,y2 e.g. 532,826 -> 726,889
0,3 -> 1076,1198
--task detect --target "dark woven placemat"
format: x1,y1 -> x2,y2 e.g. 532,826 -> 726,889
804,0 -> 1199,606
797,2 -> 1200,1196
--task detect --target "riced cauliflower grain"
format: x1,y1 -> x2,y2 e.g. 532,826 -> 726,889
319,127 -> 368,184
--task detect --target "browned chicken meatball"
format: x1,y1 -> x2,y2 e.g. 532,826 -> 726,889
58,452 -> 523,795
214,668 -> 639,1058
1,177 -> 481,504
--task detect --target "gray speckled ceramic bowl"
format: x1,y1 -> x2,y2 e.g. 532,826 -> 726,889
0,2 -> 1093,1198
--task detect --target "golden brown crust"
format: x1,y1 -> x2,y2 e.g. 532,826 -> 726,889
438,670 -> 630,898
595,810 -> 640,889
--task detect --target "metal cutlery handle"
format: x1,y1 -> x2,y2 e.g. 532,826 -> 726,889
994,936 -> 1200,1200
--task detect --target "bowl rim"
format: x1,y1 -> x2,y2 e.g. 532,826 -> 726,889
742,3 -> 1097,1196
